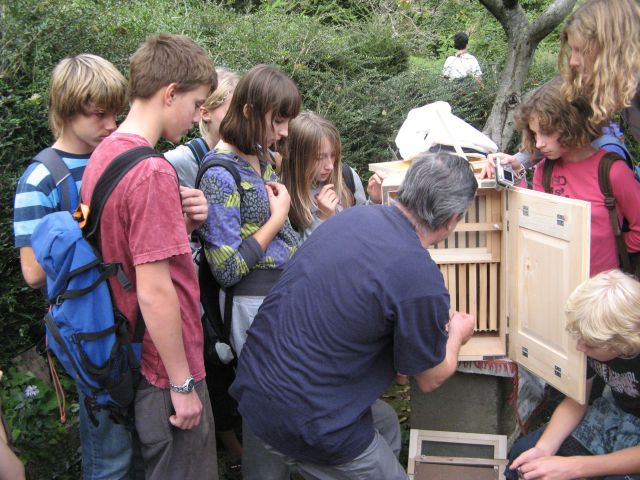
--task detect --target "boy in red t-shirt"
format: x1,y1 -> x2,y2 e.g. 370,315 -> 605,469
81,33 -> 218,479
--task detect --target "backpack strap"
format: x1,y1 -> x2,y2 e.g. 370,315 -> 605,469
542,159 -> 554,194
597,152 -> 633,274
341,162 -> 356,195
185,137 -> 209,165
195,158 -> 243,192
194,157 -> 244,365
33,148 -> 78,213
84,146 -> 162,242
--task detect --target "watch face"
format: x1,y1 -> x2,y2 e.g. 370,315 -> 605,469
171,375 -> 195,393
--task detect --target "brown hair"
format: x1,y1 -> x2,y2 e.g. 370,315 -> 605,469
281,111 -> 353,230
129,33 -> 217,100
219,64 -> 300,163
515,78 -> 601,154
558,0 -> 640,125
48,54 -> 127,139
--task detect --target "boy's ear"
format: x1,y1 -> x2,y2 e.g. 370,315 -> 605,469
163,83 -> 179,106
200,105 -> 211,122
242,104 -> 250,118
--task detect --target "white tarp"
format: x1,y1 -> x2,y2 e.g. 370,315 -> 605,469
395,101 -> 498,159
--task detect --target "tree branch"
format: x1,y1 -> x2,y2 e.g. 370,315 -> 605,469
530,0 -> 578,42
477,0 -> 528,36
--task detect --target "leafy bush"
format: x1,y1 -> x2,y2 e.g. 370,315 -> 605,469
0,367 -> 80,479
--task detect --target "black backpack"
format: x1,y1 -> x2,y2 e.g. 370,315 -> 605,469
543,151 -> 639,278
194,157 -> 244,366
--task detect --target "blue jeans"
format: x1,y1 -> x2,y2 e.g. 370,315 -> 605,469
505,426 -> 640,480
78,389 -> 134,480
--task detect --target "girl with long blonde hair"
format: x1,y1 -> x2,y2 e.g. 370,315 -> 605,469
558,0 -> 640,138
281,111 -> 366,240
485,0 -> 640,176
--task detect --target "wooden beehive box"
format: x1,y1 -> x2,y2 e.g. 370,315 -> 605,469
407,430 -> 507,480
370,158 -> 591,403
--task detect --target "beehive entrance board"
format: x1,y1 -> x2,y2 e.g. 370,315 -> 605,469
371,158 -> 591,404
408,430 -> 507,480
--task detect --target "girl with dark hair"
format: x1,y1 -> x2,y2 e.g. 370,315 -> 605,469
196,65 -> 300,478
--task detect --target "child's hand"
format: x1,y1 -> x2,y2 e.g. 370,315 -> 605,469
180,186 -> 208,233
367,173 -> 386,204
265,181 -> 291,225
315,184 -> 339,220
482,153 -> 522,179
511,454 -> 578,480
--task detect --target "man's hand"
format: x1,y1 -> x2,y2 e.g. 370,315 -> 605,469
447,311 -> 475,345
180,186 -> 208,234
169,389 -> 203,430
367,173 -> 386,204
315,184 -> 339,220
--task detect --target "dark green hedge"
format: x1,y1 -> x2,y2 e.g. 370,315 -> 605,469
0,0 -> 509,365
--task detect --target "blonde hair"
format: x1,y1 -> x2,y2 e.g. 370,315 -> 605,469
199,68 -> 240,137
558,0 -> 640,126
281,111 -> 353,230
565,269 -> 640,357
515,78 -> 601,154
48,54 -> 127,139
129,33 -> 216,100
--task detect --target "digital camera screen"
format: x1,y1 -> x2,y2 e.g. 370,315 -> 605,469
502,169 -> 514,182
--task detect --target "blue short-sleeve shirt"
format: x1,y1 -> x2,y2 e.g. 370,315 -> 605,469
230,205 -> 450,465
13,151 -> 88,247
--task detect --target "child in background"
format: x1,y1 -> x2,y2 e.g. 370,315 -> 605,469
559,0 -> 640,144
197,63 -> 300,480
280,111 -> 366,241
12,54 -> 135,479
506,269 -> 640,480
516,80 -> 640,277
165,67 -> 240,186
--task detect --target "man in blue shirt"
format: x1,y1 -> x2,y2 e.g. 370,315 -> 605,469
230,151 -> 478,479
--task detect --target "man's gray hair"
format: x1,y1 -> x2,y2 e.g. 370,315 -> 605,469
396,152 -> 478,231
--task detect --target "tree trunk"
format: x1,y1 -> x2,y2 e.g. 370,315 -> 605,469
478,0 -> 578,149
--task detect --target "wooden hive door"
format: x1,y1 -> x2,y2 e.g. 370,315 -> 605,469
505,187 -> 590,404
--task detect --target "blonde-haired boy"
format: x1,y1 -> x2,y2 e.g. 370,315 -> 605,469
13,54 -> 134,479
81,33 -> 218,479
507,269 -> 640,480
14,53 -> 127,288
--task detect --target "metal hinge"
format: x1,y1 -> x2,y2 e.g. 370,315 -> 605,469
522,205 -> 529,216
557,214 -> 565,226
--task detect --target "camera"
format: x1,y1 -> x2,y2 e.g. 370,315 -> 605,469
495,162 -> 515,188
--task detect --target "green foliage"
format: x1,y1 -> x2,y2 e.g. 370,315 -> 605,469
0,368 -> 80,478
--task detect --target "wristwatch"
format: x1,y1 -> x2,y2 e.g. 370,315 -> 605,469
169,375 -> 195,394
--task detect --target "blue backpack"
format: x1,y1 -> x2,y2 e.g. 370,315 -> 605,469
31,146 -> 160,425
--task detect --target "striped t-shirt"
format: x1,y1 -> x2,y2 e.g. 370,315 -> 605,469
13,150 -> 88,247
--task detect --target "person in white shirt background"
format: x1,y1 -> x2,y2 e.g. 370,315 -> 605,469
442,31 -> 482,82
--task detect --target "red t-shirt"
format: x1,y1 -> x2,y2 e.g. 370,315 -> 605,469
82,132 -> 204,388
533,149 -> 640,276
